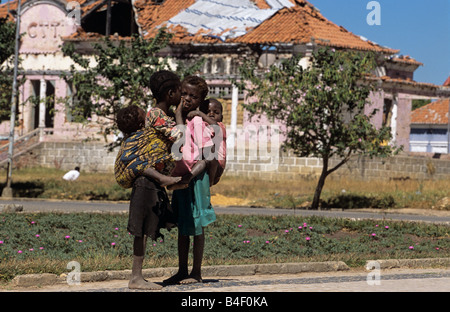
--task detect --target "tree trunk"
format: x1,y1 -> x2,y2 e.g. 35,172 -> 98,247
311,157 -> 328,210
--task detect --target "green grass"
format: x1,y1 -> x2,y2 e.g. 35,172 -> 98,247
1,167 -> 131,201
0,212 -> 448,283
213,175 -> 450,210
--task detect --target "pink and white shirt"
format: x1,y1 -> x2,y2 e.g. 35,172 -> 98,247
171,116 -> 214,176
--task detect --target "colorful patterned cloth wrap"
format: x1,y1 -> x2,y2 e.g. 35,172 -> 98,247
114,107 -> 182,189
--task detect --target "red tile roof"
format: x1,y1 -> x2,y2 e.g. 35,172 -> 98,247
0,0 -> 397,54
234,3 -> 397,53
134,0 -> 196,38
390,55 -> 423,66
378,75 -> 437,88
0,0 -> 405,56
252,0 -> 272,9
0,0 -> 92,19
411,98 -> 449,125
135,0 -> 397,53
444,76 -> 450,87
63,27 -> 133,42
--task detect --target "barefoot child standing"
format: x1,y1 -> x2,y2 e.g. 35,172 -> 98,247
164,75 -> 219,285
114,70 -> 184,290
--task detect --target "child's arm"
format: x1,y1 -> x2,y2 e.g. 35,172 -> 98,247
166,160 -> 207,191
175,101 -> 184,126
190,159 -> 207,179
142,167 -> 181,187
187,110 -> 217,125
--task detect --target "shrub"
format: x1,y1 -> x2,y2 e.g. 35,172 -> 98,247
323,193 -> 396,209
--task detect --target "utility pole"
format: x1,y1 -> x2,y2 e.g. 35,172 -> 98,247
2,0 -> 22,197
447,99 -> 450,154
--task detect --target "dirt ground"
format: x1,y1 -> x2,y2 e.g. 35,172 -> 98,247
211,193 -> 252,206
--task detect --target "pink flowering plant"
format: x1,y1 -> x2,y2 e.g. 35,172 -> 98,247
0,213 -> 447,282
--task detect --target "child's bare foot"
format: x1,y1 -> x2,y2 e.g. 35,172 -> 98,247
180,274 -> 202,285
167,174 -> 192,190
128,277 -> 163,290
163,272 -> 189,285
158,176 -> 182,187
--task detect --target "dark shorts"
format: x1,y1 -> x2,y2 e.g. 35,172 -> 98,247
127,176 -> 177,240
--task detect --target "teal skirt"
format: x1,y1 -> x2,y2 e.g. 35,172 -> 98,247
172,171 -> 216,236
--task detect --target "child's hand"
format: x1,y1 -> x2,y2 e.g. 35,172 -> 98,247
187,110 -> 201,120
176,101 -> 183,114
175,101 -> 184,125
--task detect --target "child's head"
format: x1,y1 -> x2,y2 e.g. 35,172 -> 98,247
149,70 -> 181,106
201,98 -> 223,123
116,105 -> 146,135
181,75 -> 209,113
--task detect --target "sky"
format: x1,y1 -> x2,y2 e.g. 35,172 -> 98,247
308,0 -> 450,86
1,0 -> 449,85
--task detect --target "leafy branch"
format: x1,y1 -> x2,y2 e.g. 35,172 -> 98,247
61,28 -> 204,148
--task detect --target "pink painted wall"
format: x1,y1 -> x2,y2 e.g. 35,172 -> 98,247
20,3 -> 77,54
240,90 -> 391,146
0,2 -> 77,140
396,94 -> 412,150
366,90 -> 384,129
21,75 -> 67,131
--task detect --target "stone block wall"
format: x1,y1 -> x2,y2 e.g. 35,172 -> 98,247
34,141 -> 118,172
224,148 -> 450,181
16,142 -> 450,181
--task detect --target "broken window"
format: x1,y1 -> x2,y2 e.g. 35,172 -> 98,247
45,81 -> 55,128
30,80 -> 55,129
229,58 -> 239,75
214,58 -> 225,74
66,83 -> 92,123
81,0 -> 139,37
203,58 -> 212,74
383,98 -> 393,127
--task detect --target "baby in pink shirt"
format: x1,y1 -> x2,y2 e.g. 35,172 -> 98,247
197,98 -> 226,185
170,114 -> 214,178
168,98 -> 226,189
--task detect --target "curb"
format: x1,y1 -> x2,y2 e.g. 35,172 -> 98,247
369,257 -> 450,269
10,258 -> 450,287
11,261 -> 349,287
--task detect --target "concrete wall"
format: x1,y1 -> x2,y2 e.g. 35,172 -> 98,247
15,142 -> 450,181
29,141 -> 119,173
225,148 -> 450,181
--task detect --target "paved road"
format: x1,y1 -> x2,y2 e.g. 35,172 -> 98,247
3,268 -> 449,294
1,198 -> 450,224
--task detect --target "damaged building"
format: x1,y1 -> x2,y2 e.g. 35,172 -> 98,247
0,0 -> 449,173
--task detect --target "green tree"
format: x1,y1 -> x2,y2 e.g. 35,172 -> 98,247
237,48 -> 401,210
412,99 -> 430,111
0,17 -> 17,121
61,28 -> 203,146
